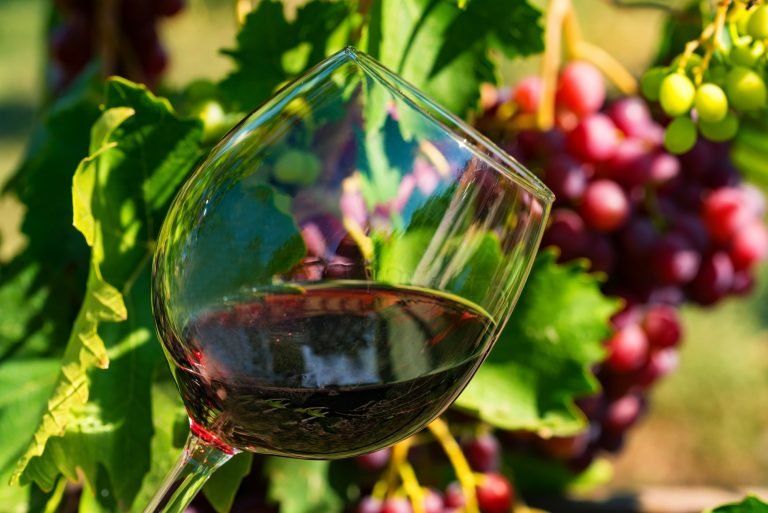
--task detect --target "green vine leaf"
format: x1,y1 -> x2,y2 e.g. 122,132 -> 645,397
11,78 -> 203,513
219,0 -> 358,112
364,0 -> 542,119
203,454 -> 253,513
265,458 -> 343,513
455,250 -> 619,436
712,496 -> 768,513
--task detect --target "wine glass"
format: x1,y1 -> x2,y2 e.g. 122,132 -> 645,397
147,47 -> 553,513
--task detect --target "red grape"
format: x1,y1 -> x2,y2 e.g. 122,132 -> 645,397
702,187 -> 753,243
443,483 -> 465,509
422,489 -> 443,513
636,348 -> 679,387
514,76 -> 543,114
542,209 -> 588,262
358,497 -> 383,513
557,61 -> 606,117
642,305 -> 682,349
608,97 -> 652,137
580,180 -> 629,232
545,155 -> 587,203
689,252 -> 735,305
729,221 -> 768,270
603,394 -> 643,432
380,498 -> 412,513
652,234 -> 701,285
566,114 -> 620,162
464,433 -> 501,473
605,139 -> 652,186
606,324 -> 648,372
476,474 -> 514,513
355,447 -> 391,471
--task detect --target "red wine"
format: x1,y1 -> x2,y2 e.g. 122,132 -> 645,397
160,282 -> 494,457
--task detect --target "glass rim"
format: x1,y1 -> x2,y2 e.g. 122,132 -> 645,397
339,46 -> 555,206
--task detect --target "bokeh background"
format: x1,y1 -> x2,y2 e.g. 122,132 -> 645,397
1,0 -> 767,491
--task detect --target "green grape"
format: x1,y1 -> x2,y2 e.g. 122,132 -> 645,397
273,150 -> 321,185
725,66 -> 767,111
694,83 -> 728,122
747,5 -> 768,40
640,67 -> 666,101
659,73 -> 696,116
730,41 -> 765,67
699,111 -> 740,142
663,117 -> 697,154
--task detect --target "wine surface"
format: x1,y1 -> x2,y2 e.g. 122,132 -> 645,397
162,282 -> 494,457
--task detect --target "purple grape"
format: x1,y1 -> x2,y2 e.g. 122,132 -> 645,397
542,209 -> 588,262
689,252 -> 734,305
544,155 -> 587,203
607,97 -> 653,138
464,433 -> 501,473
651,233 -> 701,285
355,447 -> 391,471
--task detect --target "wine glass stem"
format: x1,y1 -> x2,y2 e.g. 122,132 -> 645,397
142,433 -> 233,513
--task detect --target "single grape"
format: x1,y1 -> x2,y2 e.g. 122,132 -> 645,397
689,252 -> 734,306
464,433 -> 501,473
698,112 -> 739,142
725,66 -> 767,111
640,67 -> 667,102
694,83 -> 728,122
542,209 -> 588,262
652,233 -> 701,284
729,221 -> 768,270
620,217 -> 658,257
358,497 -> 384,513
580,180 -> 629,232
663,117 -> 697,155
513,76 -> 542,114
443,483 -> 465,509
606,324 -> 649,372
539,434 -> 589,459
603,394 -> 644,433
380,498 -> 412,513
423,491 -> 445,513
566,113 -> 620,162
607,97 -> 653,138
544,155 -> 587,203
641,305 -> 682,348
702,187 -> 753,243
670,214 -> 709,252
605,139 -> 652,187
476,474 -> 514,513
747,5 -> 768,40
636,348 -> 679,387
557,61 -> 606,117
517,129 -> 566,159
649,152 -> 680,184
659,73 -> 696,117
355,447 -> 391,471
729,41 -> 765,68
732,270 -> 756,295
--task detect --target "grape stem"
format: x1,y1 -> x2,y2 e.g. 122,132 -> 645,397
678,0 -> 733,85
398,460 -> 427,513
371,437 -> 414,501
427,418 -> 480,513
537,0 -> 639,130
537,0 -> 570,130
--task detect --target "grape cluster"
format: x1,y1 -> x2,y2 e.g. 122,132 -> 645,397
51,0 -> 184,91
642,2 -> 768,153
354,434 -> 514,513
475,60 -> 768,470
